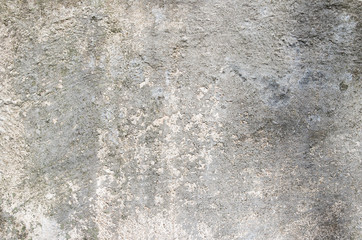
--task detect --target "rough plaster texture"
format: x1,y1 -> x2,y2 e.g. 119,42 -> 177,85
0,0 -> 361,239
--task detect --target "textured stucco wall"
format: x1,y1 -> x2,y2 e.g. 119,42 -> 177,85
0,0 -> 361,239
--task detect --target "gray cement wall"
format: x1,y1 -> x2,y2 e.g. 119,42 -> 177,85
0,0 -> 361,239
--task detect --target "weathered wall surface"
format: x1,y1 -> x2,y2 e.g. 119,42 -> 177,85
0,0 -> 361,239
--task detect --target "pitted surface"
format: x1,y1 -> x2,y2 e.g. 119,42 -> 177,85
0,1 -> 361,239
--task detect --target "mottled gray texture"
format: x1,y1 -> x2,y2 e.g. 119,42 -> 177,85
0,0 -> 361,239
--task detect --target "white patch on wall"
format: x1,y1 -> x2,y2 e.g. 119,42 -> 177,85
333,14 -> 356,43
152,7 -> 166,24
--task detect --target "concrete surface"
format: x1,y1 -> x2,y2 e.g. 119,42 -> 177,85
0,0 -> 361,239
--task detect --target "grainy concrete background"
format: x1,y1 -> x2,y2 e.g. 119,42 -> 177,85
0,0 -> 361,239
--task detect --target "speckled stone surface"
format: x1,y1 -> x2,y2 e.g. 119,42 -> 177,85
0,0 -> 361,239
